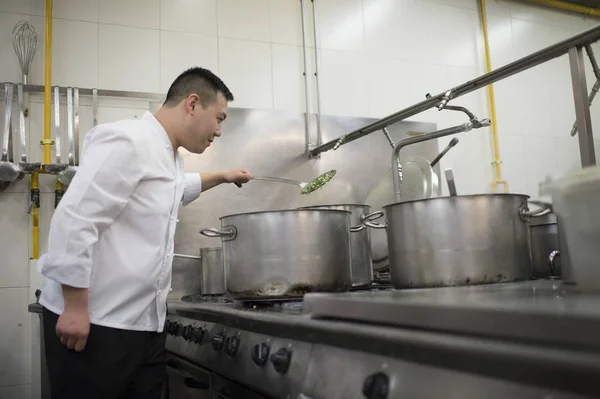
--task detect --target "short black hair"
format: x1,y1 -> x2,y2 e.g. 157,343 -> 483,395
163,67 -> 234,108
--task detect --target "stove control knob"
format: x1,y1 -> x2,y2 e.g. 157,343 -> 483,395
211,332 -> 225,351
182,325 -> 192,341
362,372 -> 389,399
224,335 -> 240,357
191,327 -> 205,344
251,343 -> 270,366
175,323 -> 184,337
270,348 -> 292,374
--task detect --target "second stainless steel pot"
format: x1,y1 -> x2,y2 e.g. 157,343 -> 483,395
383,194 -> 533,288
200,209 -> 353,299
298,204 -> 385,287
528,203 -> 561,278
172,248 -> 225,297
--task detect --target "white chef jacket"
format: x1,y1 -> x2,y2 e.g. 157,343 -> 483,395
38,111 -> 202,332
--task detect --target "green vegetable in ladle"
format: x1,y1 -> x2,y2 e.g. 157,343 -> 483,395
301,169 -> 337,194
237,169 -> 337,195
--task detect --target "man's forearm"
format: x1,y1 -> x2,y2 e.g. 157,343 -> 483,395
200,171 -> 226,192
62,285 -> 89,311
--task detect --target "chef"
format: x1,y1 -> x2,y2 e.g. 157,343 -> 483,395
37,67 -> 252,399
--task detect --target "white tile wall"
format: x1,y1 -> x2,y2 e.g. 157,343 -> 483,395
0,288 -> 30,387
315,0 -> 364,53
160,0 -> 217,36
1,1 -> 599,396
218,38 -> 273,110
0,193 -> 29,288
160,31 -> 219,93
98,24 -> 160,92
217,0 -> 271,42
99,0 -> 160,29
52,19 -> 99,88
0,0 -> 45,17
53,0 -> 98,22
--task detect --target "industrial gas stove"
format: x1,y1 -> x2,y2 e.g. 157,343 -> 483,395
165,280 -> 600,399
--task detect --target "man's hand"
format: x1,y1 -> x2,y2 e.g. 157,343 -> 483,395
201,168 -> 253,192
223,168 -> 253,185
57,285 -> 90,352
56,307 -> 90,352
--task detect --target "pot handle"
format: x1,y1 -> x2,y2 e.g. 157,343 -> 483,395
548,250 -> 560,276
361,211 -> 387,229
200,227 -> 237,241
524,200 -> 553,217
350,224 -> 366,232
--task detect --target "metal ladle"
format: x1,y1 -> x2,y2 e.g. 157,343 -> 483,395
7,116 -> 24,183
57,87 -> 78,185
236,170 -> 337,194
16,84 -> 40,174
0,83 -> 22,182
42,86 -> 67,175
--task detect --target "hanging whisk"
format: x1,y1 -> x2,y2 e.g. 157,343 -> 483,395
12,21 -> 38,85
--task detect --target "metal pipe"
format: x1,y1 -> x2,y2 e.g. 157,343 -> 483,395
300,0 -> 312,155
0,83 -> 167,101
570,79 -> 600,137
310,0 -> 323,148
430,137 -> 459,167
381,127 -> 395,148
391,120 -> 490,202
527,0 -> 600,17
570,45 -> 600,137
309,24 -> 600,156
585,44 -> 600,80
569,46 -> 596,167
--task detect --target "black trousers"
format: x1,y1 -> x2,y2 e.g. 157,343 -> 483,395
43,308 -> 167,399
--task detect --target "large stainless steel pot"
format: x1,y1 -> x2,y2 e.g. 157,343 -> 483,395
171,248 -> 225,298
298,204 -> 385,287
200,209 -> 352,300
527,202 -> 561,278
383,194 -> 533,288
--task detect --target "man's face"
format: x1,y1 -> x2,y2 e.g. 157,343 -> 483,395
183,92 -> 228,154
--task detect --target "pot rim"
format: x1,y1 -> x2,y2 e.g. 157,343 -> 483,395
297,203 -> 372,209
382,193 -> 531,208
219,208 -> 352,219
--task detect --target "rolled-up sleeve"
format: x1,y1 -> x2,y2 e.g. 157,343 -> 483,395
182,173 -> 202,206
38,129 -> 143,288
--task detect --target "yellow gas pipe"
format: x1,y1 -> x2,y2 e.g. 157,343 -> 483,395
32,0 -> 54,259
528,0 -> 600,17
479,0 -> 508,193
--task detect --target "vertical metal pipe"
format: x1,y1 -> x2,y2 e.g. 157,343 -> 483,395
310,0 -> 323,147
381,127 -> 395,148
569,46 -> 596,167
300,0 -> 312,155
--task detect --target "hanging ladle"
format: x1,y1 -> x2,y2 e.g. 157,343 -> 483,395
16,83 -> 40,174
7,115 -> 25,182
235,169 -> 337,195
57,87 -> 78,185
42,86 -> 68,175
0,83 -> 22,182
